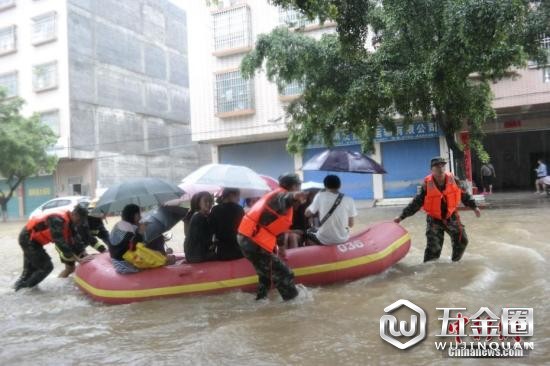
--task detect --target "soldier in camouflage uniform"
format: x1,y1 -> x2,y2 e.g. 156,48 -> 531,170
58,202 -> 111,278
14,205 -> 94,291
238,173 -> 307,301
394,157 -> 481,262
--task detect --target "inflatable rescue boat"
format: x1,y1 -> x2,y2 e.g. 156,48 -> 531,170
75,221 -> 410,304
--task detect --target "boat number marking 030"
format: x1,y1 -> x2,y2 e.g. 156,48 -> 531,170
337,240 -> 365,253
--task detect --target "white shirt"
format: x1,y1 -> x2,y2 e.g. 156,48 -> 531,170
307,191 -> 358,245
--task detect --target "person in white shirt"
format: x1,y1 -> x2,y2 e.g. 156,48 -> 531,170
305,175 -> 358,245
535,159 -> 548,194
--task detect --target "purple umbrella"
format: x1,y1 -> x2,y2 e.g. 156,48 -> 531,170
303,149 -> 387,174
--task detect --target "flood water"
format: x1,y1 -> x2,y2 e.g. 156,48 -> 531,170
0,195 -> 549,365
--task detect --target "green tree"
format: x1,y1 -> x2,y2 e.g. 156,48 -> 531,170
0,90 -> 57,221
241,0 -> 549,177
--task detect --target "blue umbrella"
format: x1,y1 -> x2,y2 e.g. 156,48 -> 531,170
303,149 -> 387,174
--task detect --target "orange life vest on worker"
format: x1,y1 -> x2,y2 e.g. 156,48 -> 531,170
422,172 -> 462,220
238,188 -> 294,253
25,211 -> 73,246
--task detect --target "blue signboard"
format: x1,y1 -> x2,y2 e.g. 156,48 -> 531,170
375,121 -> 441,142
307,121 -> 442,148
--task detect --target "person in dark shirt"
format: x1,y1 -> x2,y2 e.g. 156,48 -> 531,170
394,157 -> 481,262
184,191 -> 216,263
109,204 -> 144,274
209,188 -> 245,260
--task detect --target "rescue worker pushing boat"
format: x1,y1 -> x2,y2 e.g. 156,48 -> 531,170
14,205 -> 94,291
238,173 -> 307,301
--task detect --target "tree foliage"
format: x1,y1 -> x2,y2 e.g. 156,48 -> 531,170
241,0 -> 550,175
0,90 -> 57,219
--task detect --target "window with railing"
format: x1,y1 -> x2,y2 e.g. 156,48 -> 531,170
33,61 -> 57,91
278,7 -> 318,28
212,5 -> 252,54
32,12 -> 57,45
0,25 -> 16,54
0,71 -> 17,97
0,0 -> 15,11
215,70 -> 254,115
281,80 -> 304,97
40,110 -> 60,135
528,34 -> 550,68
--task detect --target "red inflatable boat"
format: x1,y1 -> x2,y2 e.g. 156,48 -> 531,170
75,222 -> 410,304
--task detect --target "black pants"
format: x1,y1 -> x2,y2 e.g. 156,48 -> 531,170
238,235 -> 298,301
15,228 -> 54,290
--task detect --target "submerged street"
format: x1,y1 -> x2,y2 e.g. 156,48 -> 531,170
0,194 -> 548,366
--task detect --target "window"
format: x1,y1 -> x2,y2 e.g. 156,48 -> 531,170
281,80 -> 304,96
33,61 -> 58,91
0,25 -> 16,54
42,200 -> 60,210
32,12 -> 57,45
543,68 -> 550,83
40,110 -> 60,134
0,0 -> 15,11
212,5 -> 252,53
278,7 -> 317,28
215,70 -> 254,115
0,71 -> 17,97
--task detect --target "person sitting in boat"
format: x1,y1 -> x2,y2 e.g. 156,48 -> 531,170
109,204 -> 144,274
183,191 -> 216,263
305,175 -> 357,245
238,173 -> 307,301
209,188 -> 245,260
283,188 -> 321,248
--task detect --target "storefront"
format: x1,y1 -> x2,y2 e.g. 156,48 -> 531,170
218,139 -> 295,179
471,118 -> 550,191
304,122 -> 444,200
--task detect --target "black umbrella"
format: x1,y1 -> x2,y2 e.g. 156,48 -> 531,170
92,178 -> 184,215
303,149 -> 387,174
142,206 -> 188,243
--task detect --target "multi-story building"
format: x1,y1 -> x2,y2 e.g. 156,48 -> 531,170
0,0 -> 208,218
186,0 -> 550,200
185,0 -> 448,201
472,51 -> 550,191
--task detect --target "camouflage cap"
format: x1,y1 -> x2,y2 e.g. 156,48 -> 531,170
430,156 -> 447,167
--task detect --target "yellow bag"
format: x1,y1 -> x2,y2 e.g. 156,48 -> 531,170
122,243 -> 167,269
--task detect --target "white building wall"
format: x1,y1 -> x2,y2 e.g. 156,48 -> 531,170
0,0 -> 70,158
491,67 -> 550,110
185,1 -> 296,144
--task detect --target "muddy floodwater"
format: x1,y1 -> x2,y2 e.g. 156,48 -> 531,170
0,194 -> 548,365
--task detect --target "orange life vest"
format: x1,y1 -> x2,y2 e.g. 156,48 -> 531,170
422,172 -> 462,220
25,211 -> 72,246
238,188 -> 294,252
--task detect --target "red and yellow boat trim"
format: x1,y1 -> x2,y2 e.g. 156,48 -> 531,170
75,233 -> 410,300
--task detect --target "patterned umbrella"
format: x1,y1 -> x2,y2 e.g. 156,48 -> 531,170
303,149 -> 387,174
92,177 -> 184,214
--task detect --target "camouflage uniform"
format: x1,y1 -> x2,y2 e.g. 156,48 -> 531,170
15,215 -> 81,290
238,191 -> 299,301
61,216 -> 109,267
398,180 -> 477,262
